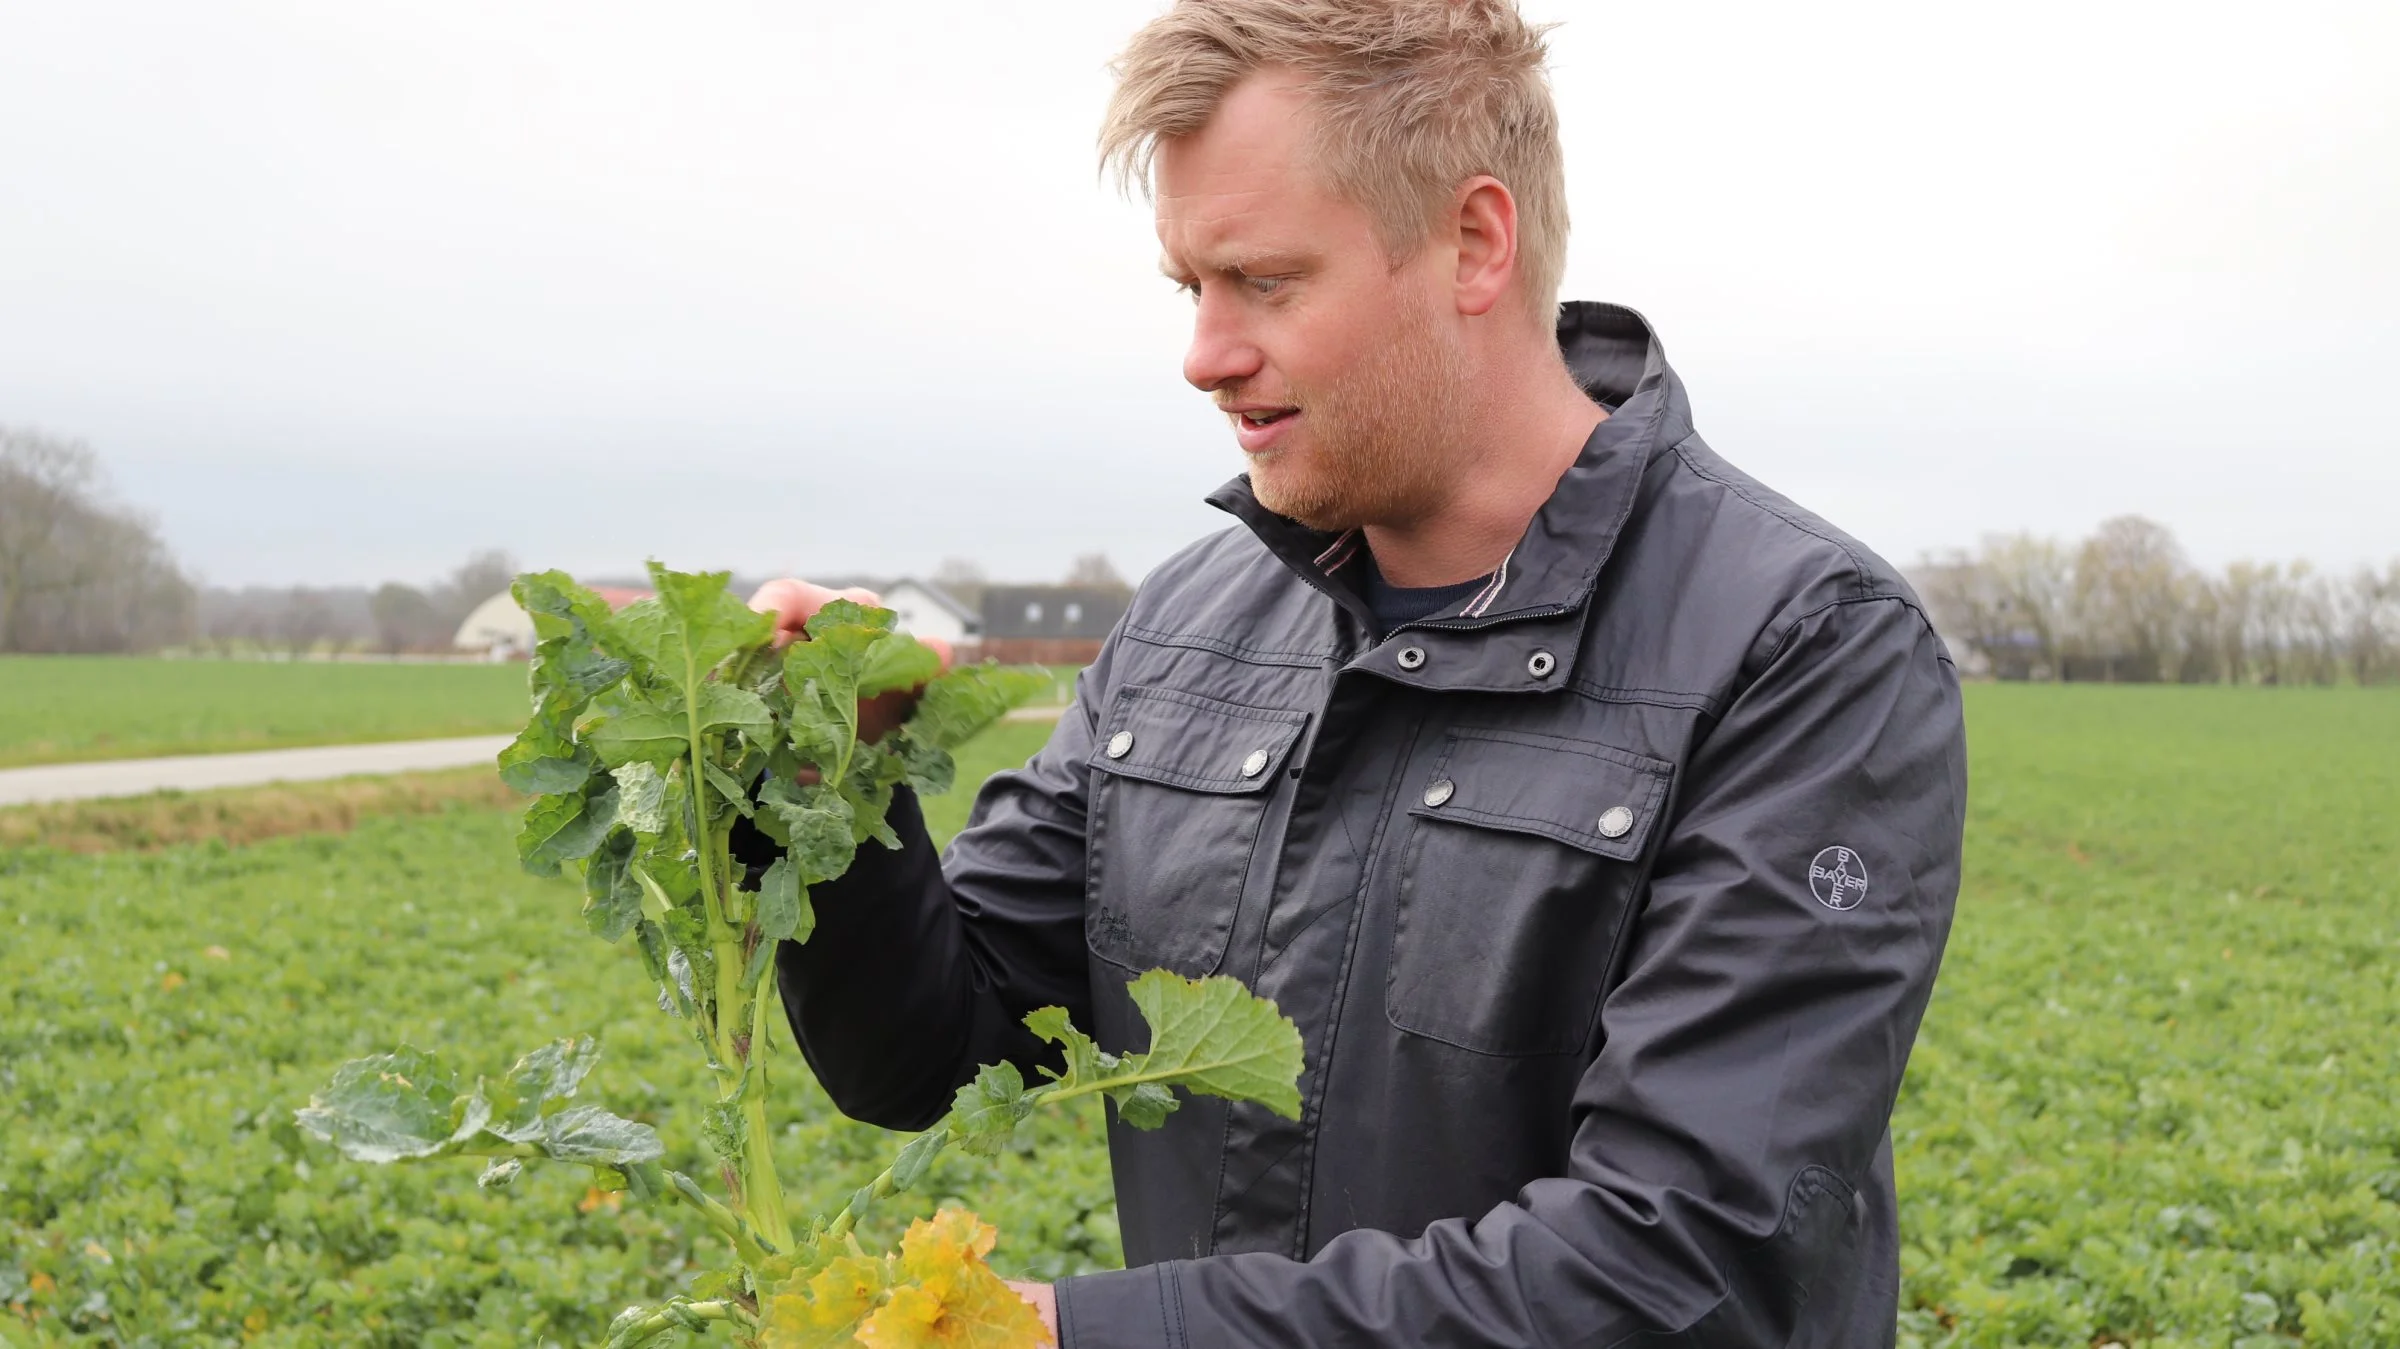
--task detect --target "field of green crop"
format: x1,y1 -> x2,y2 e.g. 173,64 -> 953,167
0,658 -> 532,768
3,690 -> 2394,1345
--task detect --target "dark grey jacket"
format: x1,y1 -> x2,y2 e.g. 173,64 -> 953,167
775,302 -> 1967,1347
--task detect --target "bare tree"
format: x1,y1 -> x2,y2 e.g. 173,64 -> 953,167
1063,552 -> 1131,594
2072,516 -> 2188,682
930,556 -> 989,609
371,582 -> 441,654
436,549 -> 519,629
0,425 -> 194,653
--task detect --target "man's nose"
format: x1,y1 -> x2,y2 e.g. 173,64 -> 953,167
1182,291 -> 1265,393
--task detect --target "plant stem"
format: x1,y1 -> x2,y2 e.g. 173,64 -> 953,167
605,1298 -> 754,1344
740,958 -> 794,1251
823,1156 -> 905,1241
666,1170 -> 778,1269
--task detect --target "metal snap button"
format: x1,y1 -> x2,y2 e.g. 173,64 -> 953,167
1527,650 -> 1556,679
1105,730 -> 1134,760
1240,749 -> 1270,779
1396,646 -> 1427,671
1422,778 -> 1455,807
1596,805 -> 1635,839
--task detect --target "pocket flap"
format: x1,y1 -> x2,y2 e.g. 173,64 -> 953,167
1087,685 -> 1308,795
1409,727 -> 1672,860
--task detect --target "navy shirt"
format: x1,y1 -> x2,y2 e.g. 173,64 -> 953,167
1358,551 -> 1491,634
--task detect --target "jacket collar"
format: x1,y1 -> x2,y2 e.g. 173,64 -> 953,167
1208,301 -> 1689,630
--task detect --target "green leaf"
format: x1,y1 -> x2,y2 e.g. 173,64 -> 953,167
516,785 -> 621,876
611,762 -> 670,835
294,1046 -> 482,1163
497,718 -> 591,796
605,564 -> 773,686
701,757 -> 757,819
694,681 -> 774,738
515,570 -> 633,701
856,631 -> 943,699
588,708 -> 690,768
477,1157 -> 523,1190
889,1128 -> 947,1194
893,736 -> 955,797
1022,972 -> 1306,1126
903,663 -> 1053,752
944,1061 -> 1033,1158
1123,970 -> 1305,1120
757,778 -> 859,885
755,856 -> 812,945
582,830 -> 644,941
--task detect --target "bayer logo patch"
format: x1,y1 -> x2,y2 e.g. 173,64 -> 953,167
1808,846 -> 1870,911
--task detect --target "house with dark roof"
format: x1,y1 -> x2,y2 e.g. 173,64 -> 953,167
974,585 -> 1128,665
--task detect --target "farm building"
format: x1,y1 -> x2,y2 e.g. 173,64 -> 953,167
974,585 -> 1128,665
879,579 -> 980,645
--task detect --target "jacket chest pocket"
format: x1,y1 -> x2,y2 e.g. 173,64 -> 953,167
1389,728 -> 1672,1057
1084,685 -> 1307,977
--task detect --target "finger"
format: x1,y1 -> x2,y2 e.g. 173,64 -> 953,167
747,578 -> 843,649
919,635 -> 955,672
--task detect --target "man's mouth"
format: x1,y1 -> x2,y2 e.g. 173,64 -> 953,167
1226,405 -> 1302,454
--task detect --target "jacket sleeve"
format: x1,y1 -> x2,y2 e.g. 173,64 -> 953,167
1057,595 -> 1967,1347
765,643 -> 1108,1132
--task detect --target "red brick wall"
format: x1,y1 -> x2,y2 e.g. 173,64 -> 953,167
960,638 -> 1103,667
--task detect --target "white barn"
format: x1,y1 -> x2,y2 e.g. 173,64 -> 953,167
881,580 -> 980,645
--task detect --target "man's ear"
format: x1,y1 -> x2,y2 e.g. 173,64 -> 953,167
1451,175 -> 1519,319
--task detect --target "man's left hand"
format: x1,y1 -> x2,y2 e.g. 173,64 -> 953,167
1007,1280 -> 1059,1341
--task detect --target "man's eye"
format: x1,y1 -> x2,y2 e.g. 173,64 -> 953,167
1244,275 -> 1285,297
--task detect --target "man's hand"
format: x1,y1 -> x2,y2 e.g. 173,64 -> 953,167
746,578 -> 954,750
1007,1280 -> 1059,1342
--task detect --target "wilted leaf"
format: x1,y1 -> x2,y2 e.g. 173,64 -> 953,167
533,1104 -> 666,1166
294,1046 -> 478,1163
859,1209 -> 1050,1349
489,1037 -> 601,1136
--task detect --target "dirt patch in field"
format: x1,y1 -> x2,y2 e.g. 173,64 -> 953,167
0,767 -> 519,854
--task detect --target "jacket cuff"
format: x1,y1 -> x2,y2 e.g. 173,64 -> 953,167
1056,1263 -> 1182,1349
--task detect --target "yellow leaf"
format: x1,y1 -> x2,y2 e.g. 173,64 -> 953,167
160,971 -> 185,991
205,945 -> 232,960
758,1254 -> 891,1349
857,1210 -> 1051,1349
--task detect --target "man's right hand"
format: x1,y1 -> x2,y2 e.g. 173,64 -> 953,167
746,579 -> 953,748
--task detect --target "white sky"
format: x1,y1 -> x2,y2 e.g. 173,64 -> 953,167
1,0 -> 2392,589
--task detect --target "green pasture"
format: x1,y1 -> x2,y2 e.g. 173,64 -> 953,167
3,691 -> 2396,1345
0,658 -> 531,768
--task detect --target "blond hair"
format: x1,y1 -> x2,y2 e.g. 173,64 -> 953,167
1101,0 -> 1569,319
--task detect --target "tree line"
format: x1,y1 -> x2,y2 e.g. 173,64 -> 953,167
0,425 -> 516,656
1915,516 -> 2400,684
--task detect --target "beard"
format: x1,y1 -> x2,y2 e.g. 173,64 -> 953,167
1239,289 -> 1469,533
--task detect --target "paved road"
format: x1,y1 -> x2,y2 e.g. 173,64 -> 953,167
0,736 -> 515,808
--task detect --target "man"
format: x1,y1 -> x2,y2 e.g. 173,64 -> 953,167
749,1 -> 1966,1343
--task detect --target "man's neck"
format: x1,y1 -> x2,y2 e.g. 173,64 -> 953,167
1363,355 -> 1607,589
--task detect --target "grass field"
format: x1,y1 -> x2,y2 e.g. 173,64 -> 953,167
2,690 -> 2394,1345
0,658 -> 532,768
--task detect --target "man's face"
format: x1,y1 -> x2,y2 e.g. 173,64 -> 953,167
1155,72 -> 1465,532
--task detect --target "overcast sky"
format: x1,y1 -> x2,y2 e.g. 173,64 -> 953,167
2,1 -> 2392,589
